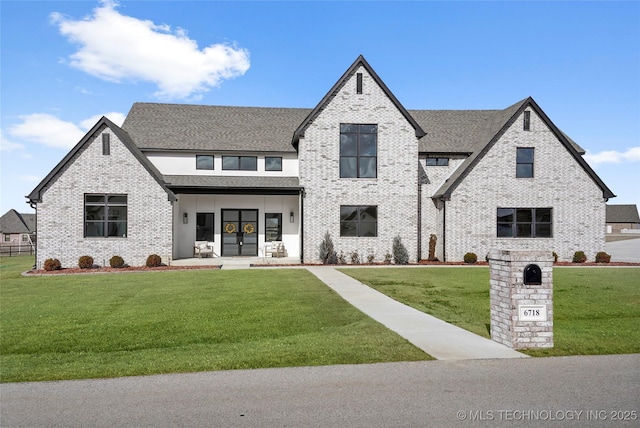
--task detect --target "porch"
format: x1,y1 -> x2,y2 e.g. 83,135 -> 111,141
170,256 -> 302,269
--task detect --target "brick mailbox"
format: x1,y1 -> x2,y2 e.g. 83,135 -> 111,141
489,250 -> 554,349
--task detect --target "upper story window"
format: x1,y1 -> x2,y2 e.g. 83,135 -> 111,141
265,157 -> 282,171
523,111 -> 531,131
102,134 -> 110,155
222,156 -> 257,171
340,124 -> 377,178
426,157 -> 449,166
340,205 -> 378,237
85,194 -> 127,238
196,155 -> 214,170
497,208 -> 552,238
516,147 -> 534,178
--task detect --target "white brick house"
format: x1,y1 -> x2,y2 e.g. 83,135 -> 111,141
28,56 -> 614,267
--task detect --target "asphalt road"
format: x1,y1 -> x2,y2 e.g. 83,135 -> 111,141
606,236 -> 640,263
2,354 -> 638,427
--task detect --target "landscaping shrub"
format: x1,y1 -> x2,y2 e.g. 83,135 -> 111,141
109,255 -> 125,268
384,252 -> 392,264
367,252 -> 375,264
595,251 -> 611,263
350,250 -> 361,265
463,252 -> 477,264
337,251 -> 347,265
318,231 -> 338,264
572,251 -> 587,263
552,252 -> 559,263
78,255 -> 94,269
392,236 -> 409,265
146,254 -> 162,268
43,258 -> 61,271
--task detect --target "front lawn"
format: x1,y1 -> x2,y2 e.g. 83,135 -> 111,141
341,267 -> 640,357
0,256 -> 429,382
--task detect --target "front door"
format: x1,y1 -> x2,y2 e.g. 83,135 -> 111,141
221,209 -> 258,256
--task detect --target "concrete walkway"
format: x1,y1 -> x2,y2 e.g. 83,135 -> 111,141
306,266 -> 528,360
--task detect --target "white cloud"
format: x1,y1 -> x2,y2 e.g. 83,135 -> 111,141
584,146 -> 640,166
8,112 -> 126,150
0,130 -> 25,151
50,0 -> 250,100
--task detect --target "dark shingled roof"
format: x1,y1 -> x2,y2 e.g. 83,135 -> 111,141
0,209 -> 35,234
606,204 -> 640,223
163,175 -> 300,195
123,103 -> 311,153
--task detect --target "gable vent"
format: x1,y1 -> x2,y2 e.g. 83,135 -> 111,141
356,73 -> 363,94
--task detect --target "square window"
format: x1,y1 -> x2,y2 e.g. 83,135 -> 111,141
340,205 -> 377,237
196,155 -> 214,170
265,157 -> 282,171
85,194 -> 127,238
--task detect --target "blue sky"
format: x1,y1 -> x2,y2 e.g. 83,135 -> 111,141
1,0 -> 639,215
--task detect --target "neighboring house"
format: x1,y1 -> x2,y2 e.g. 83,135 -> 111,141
606,204 -> 640,232
28,56 -> 615,268
0,209 -> 35,246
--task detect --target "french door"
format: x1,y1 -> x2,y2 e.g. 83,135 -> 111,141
221,209 -> 258,256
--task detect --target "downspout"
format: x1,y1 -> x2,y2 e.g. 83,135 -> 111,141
299,187 -> 305,264
29,201 -> 37,270
441,197 -> 447,262
417,181 -> 422,262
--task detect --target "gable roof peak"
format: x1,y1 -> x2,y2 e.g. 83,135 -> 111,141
292,55 -> 425,147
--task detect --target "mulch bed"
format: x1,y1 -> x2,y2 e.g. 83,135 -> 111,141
26,265 -> 221,276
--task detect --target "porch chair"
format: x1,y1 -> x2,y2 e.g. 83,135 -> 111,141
194,241 -> 214,258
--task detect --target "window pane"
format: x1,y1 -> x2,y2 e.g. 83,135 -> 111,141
196,155 -> 214,170
340,157 -> 357,178
536,224 -> 552,238
436,158 -> 449,166
426,158 -> 437,166
340,124 -> 357,133
359,157 -> 376,178
265,213 -> 282,241
360,206 -> 377,221
265,157 -> 282,171
86,206 -> 105,221
516,164 -> 533,178
340,206 -> 358,221
222,156 -> 238,170
497,224 -> 513,237
108,207 -> 127,221
536,208 -> 551,223
108,195 -> 127,205
85,222 -> 103,237
359,136 -> 377,156
359,222 -> 377,237
108,222 -> 127,237
516,224 -> 532,237
240,156 -> 257,171
497,208 -> 514,223
359,124 -> 377,133
196,213 -> 214,241
517,148 -> 534,163
516,209 -> 532,222
85,194 -> 105,204
242,210 -> 257,222
340,222 -> 358,237
340,134 -> 357,156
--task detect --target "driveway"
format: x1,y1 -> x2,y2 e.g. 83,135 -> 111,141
2,354 -> 638,427
606,236 -> 640,263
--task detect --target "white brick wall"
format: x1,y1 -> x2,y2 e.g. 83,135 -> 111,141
442,109 -> 607,262
299,66 -> 418,263
36,125 -> 173,268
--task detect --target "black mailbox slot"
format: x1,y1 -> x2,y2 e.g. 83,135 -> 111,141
523,264 -> 542,285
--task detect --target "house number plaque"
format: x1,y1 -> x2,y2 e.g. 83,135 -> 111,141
518,305 -> 547,322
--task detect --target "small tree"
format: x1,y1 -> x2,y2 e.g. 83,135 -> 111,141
43,258 -> 61,271
78,255 -> 94,269
392,235 -> 409,265
572,251 -> 587,263
109,255 -> 125,268
146,254 -> 162,267
595,251 -> 611,263
463,252 -> 478,264
318,231 -> 337,264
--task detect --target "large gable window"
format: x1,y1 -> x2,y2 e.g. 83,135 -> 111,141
516,147 -> 534,178
340,124 -> 377,178
497,208 -> 552,238
85,194 -> 127,238
223,156 -> 257,171
340,205 -> 377,237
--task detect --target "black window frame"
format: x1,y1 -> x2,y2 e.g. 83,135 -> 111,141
265,213 -> 282,241
356,73 -> 363,94
516,147 -> 534,178
523,111 -> 531,131
222,156 -> 258,171
102,133 -> 110,155
340,205 -> 378,237
497,207 -> 552,238
265,156 -> 283,172
196,155 -> 214,170
340,124 -> 378,179
84,194 -> 127,238
426,157 -> 449,166
196,212 -> 215,241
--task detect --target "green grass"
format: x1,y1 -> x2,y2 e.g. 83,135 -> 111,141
341,267 -> 640,357
0,256 -> 429,382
